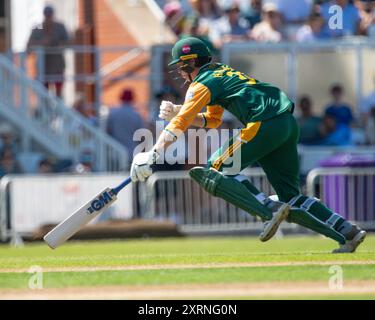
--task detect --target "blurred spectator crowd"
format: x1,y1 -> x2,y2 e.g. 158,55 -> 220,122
159,0 -> 375,149
1,2 -> 375,178
297,82 -> 375,146
162,0 -> 375,48
152,81 -> 375,149
1,80 -> 375,178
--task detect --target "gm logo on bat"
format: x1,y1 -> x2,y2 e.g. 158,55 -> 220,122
86,190 -> 114,214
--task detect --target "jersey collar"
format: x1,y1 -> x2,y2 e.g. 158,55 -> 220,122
196,62 -> 213,77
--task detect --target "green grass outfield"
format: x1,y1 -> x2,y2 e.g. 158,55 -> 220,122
0,235 -> 374,299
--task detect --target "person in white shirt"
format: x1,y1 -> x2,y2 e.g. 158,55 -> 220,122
251,2 -> 284,42
189,0 -> 222,36
296,12 -> 326,42
209,3 -> 251,48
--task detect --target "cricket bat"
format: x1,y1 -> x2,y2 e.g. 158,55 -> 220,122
43,177 -> 132,249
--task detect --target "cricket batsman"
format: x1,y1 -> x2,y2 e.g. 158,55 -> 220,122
130,37 -> 366,253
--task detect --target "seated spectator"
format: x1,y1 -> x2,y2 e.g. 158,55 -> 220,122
0,148 -> 23,178
251,2 -> 284,42
356,0 -> 375,36
296,12 -> 327,42
242,0 -> 263,29
106,88 -> 145,160
53,158 -> 74,173
209,3 -> 251,48
273,0 -> 314,41
0,123 -> 18,153
180,14 -> 217,54
73,149 -> 96,173
324,84 -> 354,126
297,96 -> 323,145
319,0 -> 361,38
318,114 -> 352,146
73,93 -> 98,127
38,158 -> 54,174
188,0 -> 222,37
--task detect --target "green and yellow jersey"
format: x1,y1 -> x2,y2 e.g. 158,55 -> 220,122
165,63 -> 294,136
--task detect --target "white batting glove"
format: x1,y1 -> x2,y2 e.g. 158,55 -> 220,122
130,150 -> 159,182
159,101 -> 181,121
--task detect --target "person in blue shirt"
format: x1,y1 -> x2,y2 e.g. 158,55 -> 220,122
319,114 -> 352,146
209,3 -> 251,48
242,0 -> 262,28
324,84 -> 354,126
106,88 -> 145,161
319,0 -> 361,37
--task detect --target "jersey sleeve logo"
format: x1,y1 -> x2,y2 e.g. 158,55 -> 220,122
185,90 -> 194,101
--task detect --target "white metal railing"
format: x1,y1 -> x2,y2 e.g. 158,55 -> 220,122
143,168 -> 299,233
307,167 -> 375,227
0,173 -> 134,242
5,167 -> 373,243
11,46 -> 150,115
0,53 -> 129,171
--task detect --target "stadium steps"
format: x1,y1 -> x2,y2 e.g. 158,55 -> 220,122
0,53 -> 128,171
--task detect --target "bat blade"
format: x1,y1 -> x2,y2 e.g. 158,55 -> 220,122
43,188 -> 117,249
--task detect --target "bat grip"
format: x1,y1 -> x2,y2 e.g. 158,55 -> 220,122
112,176 -> 132,195
111,165 -> 157,195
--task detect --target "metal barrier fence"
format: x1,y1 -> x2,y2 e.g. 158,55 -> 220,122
0,174 -> 134,242
0,169 -> 300,243
306,167 -> 375,228
143,168 -> 300,234
2,168 -> 374,243
10,46 -> 150,116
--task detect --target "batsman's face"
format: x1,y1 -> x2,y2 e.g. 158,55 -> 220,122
176,62 -> 191,81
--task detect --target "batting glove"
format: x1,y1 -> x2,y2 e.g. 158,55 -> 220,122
159,101 -> 181,121
130,149 -> 159,182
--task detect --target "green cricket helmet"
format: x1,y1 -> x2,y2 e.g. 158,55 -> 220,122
168,37 -> 212,67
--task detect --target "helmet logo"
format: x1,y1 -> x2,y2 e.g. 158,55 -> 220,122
182,45 -> 191,54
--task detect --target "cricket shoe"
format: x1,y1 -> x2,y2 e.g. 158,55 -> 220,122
259,202 -> 290,242
332,225 -> 367,254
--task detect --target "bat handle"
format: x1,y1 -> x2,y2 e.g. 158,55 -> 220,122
111,176 -> 132,195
